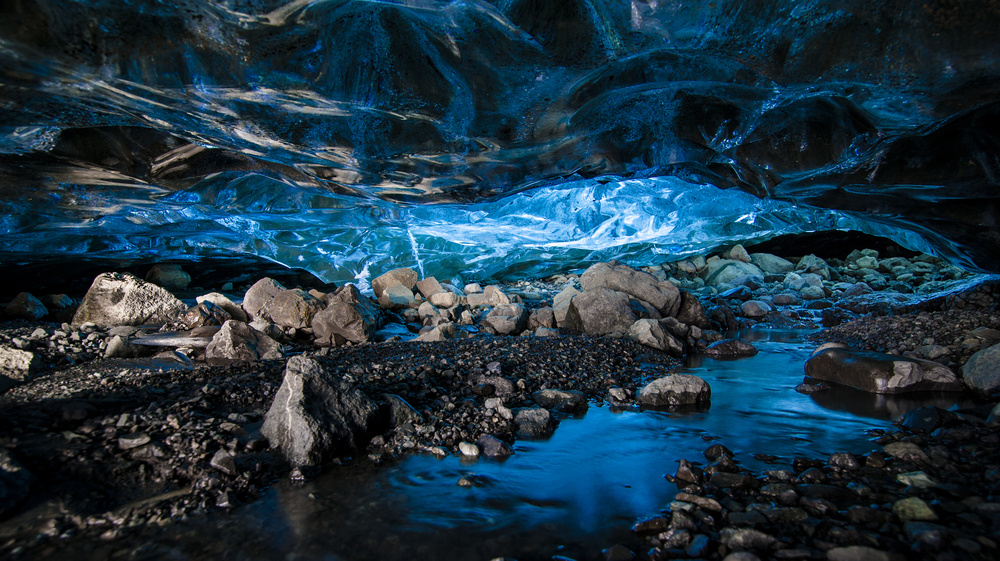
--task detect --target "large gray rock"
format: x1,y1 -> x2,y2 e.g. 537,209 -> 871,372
564,288 -> 653,336
580,262 -> 681,317
312,284 -> 380,345
0,448 -> 34,517
378,285 -> 415,310
637,375 -> 711,407
805,344 -> 962,394
242,278 -> 286,322
703,260 -> 765,288
749,253 -> 795,274
962,342 -> 1000,393
0,346 -> 42,381
205,320 -> 284,364
72,272 -> 186,327
481,303 -> 529,335
196,292 -> 248,323
627,319 -> 685,356
145,264 -> 191,291
552,286 -> 581,327
5,292 -> 47,320
269,288 -> 324,329
261,355 -> 379,466
371,267 -> 418,299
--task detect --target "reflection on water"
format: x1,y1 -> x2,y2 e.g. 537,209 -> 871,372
120,329 -> 973,560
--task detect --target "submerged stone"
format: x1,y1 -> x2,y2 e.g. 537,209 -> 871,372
637,375 -> 711,408
805,344 -> 962,394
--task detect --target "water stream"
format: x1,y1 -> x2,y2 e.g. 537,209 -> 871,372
117,328 -> 973,561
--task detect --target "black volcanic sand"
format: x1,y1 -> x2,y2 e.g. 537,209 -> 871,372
1,275 -> 1000,560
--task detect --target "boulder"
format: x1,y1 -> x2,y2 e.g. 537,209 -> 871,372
476,435 -> 515,458
5,292 -> 47,320
467,285 -> 510,307
962,342 -> 1000,393
514,408 -> 555,438
269,288 -> 324,329
145,264 -> 191,291
242,278 -> 286,322
180,301 -> 231,329
103,335 -> 150,359
371,268 -> 418,299
205,320 -> 284,364
580,262 -> 681,317
72,272 -> 186,327
564,288 -> 654,336
313,285 -> 380,345
0,448 -> 34,517
531,389 -> 588,414
552,286 -> 581,327
0,347 -> 42,381
637,375 -> 711,407
261,355 -> 379,466
627,319 -> 685,356
428,291 -> 459,308
703,339 -> 759,357
528,307 -> 556,330
40,294 -> 73,310
416,322 -> 457,341
703,260 -> 765,288
725,244 -> 752,263
383,394 -> 423,427
675,290 -> 712,329
750,253 -> 794,274
795,254 -> 831,279
805,344 -> 962,394
741,300 -> 772,319
481,303 -> 529,335
415,277 -> 445,298
378,285 -> 415,310
196,292 -> 248,322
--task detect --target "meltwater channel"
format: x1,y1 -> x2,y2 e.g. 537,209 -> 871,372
68,328 -> 974,561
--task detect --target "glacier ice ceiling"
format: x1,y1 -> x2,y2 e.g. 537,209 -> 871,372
1,0 -> 1000,284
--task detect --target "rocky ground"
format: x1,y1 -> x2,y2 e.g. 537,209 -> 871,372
1,243 -> 999,560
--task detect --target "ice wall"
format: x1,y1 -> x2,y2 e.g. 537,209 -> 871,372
1,0 -> 998,282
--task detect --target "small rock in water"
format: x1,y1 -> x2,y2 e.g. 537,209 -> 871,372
514,407 -> 554,438
702,339 -> 758,357
531,389 -> 588,414
458,442 -> 480,457
636,375 -> 711,408
475,435 -> 514,458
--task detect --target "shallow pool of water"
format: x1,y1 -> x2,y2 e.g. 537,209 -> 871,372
123,328 -> 973,561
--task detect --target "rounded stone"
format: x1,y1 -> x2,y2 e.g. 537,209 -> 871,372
637,375 -> 711,407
